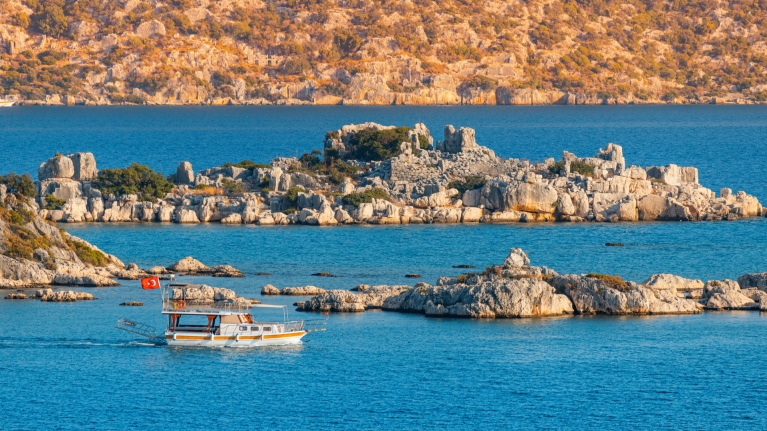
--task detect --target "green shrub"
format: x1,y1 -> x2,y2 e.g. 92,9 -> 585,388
95,163 -> 173,202
32,4 -> 68,37
341,187 -> 391,207
222,179 -> 245,194
418,135 -> 429,149
43,194 -> 65,210
282,57 -> 311,75
284,187 -> 303,209
66,237 -> 109,267
350,126 -> 411,161
571,160 -> 596,176
549,160 -> 595,177
448,175 -> 486,194
460,75 -> 498,91
222,159 -> 272,170
0,172 -> 36,198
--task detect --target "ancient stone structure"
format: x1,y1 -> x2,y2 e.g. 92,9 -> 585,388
33,123 -> 764,226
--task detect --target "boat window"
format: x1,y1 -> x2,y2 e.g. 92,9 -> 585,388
252,326 -> 260,332
239,326 -> 247,331
263,327 -> 271,332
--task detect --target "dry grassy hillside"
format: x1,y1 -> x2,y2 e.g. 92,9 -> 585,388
1,0 -> 766,105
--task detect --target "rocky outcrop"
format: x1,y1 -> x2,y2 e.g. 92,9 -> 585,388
382,279 -> 574,318
262,285 -> 327,296
702,279 -> 759,310
165,257 -> 243,276
643,273 -> 704,298
550,274 -> 702,314
298,285 -> 410,312
33,289 -> 96,302
737,272 -> 767,291
0,193 -> 124,288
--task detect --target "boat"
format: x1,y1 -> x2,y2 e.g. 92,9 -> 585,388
118,280 -> 326,347
0,100 -> 14,107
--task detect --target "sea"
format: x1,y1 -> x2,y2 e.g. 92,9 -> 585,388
1,106 -> 766,430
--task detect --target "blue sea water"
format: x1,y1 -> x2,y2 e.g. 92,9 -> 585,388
1,107 -> 767,430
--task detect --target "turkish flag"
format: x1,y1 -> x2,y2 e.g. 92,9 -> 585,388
141,276 -> 161,290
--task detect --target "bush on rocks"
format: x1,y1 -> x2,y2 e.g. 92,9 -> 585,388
349,126 -> 411,161
221,160 -> 271,169
448,175 -> 486,194
0,172 -> 36,198
95,163 -> 173,202
341,188 -> 391,206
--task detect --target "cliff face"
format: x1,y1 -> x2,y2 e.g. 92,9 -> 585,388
1,0 -> 766,105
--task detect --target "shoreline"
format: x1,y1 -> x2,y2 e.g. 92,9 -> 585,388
6,100 -> 767,107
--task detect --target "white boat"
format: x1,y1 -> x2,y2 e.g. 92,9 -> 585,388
0,100 -> 14,107
118,280 -> 326,348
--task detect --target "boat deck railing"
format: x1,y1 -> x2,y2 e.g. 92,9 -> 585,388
162,299 -> 252,313
302,319 -> 327,333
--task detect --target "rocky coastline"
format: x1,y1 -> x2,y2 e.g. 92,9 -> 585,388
33,122 -> 764,227
295,248 -> 767,319
0,188 -> 243,289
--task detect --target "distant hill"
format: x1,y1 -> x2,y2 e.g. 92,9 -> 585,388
1,0 -> 765,105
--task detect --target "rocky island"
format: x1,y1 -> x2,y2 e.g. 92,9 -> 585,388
296,248 -> 767,318
33,122 -> 763,226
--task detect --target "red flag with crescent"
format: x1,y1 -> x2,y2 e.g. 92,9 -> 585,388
141,276 -> 161,290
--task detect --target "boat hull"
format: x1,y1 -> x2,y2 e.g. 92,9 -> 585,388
0,101 -> 14,107
165,331 -> 306,347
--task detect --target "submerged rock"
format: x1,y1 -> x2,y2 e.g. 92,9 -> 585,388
39,290 -> 96,302
211,265 -> 244,277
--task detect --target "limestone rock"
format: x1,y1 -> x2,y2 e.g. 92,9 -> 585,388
643,274 -> 704,292
167,256 -> 211,274
502,248 -> 530,269
70,152 -> 98,181
38,155 -> 75,180
737,272 -> 767,291
174,162 -> 194,185
438,125 -> 478,153
40,290 -> 96,302
550,274 -> 702,314
135,20 -> 166,38
52,272 -> 119,287
705,291 -> 758,310
382,279 -> 573,318
261,284 -> 280,295
211,265 -> 244,277
147,266 -> 168,274
220,213 -> 243,224
298,285 -> 409,312
280,286 -> 327,296
115,262 -> 149,280
0,255 -> 55,286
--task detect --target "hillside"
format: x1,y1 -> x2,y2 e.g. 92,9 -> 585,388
1,0 -> 766,105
